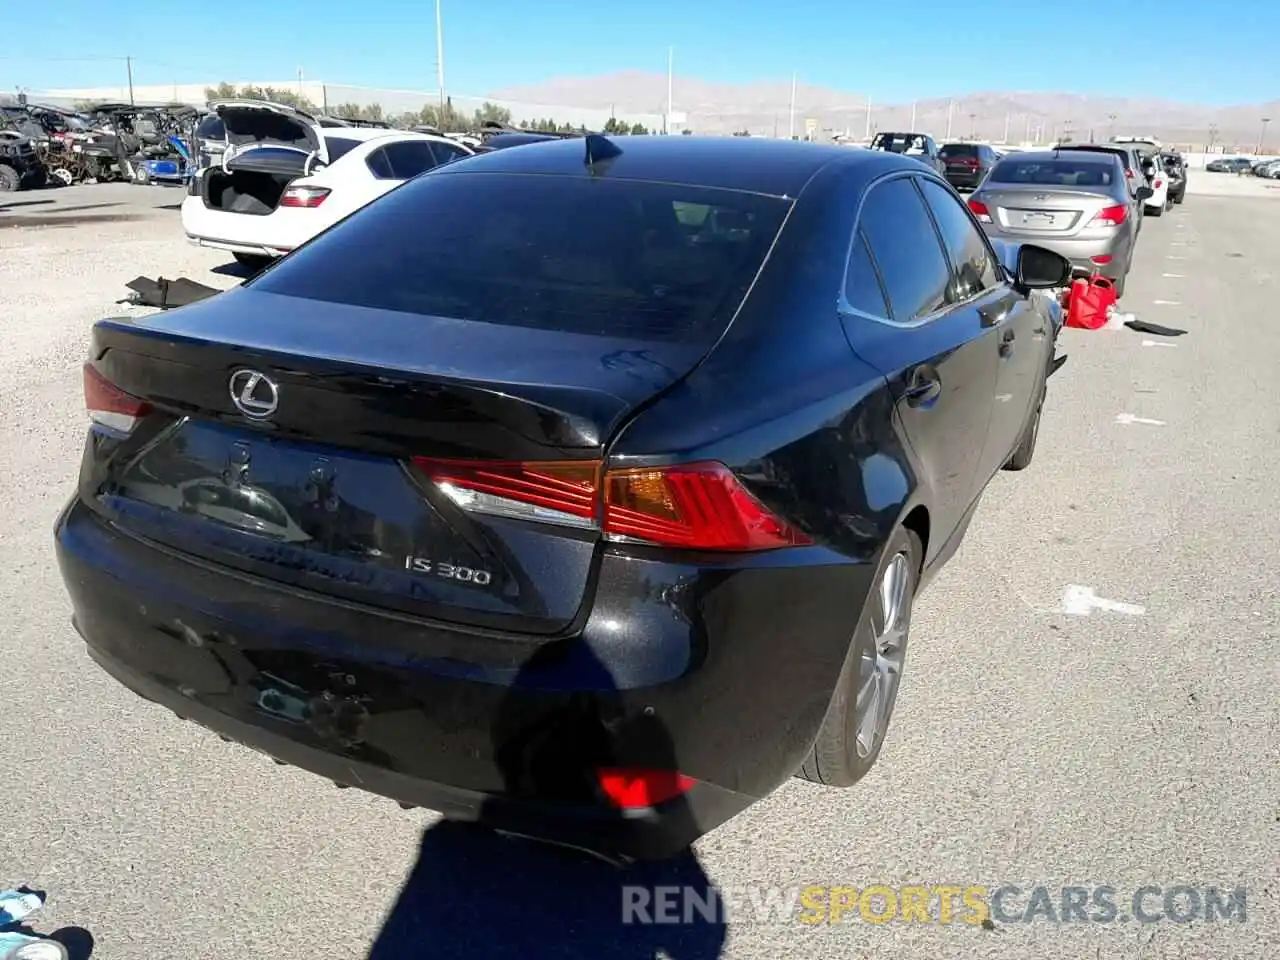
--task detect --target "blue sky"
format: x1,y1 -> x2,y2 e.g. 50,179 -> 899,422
4,0 -> 1276,104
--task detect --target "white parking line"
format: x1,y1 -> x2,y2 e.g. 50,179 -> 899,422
1166,255 -> 1185,260
1153,299 -> 1181,305
1061,585 -> 1147,617
1162,273 -> 1185,278
1142,340 -> 1178,348
1116,413 -> 1166,426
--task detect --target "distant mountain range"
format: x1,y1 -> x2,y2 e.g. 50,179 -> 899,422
490,71 -> 1279,147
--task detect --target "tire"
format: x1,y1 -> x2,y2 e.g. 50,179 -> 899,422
1146,202 -> 1163,217
0,164 -> 20,192
1004,381 -> 1045,472
797,526 -> 922,788
232,252 -> 273,271
132,164 -> 151,185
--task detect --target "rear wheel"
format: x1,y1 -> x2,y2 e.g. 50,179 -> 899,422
0,164 -> 20,192
798,526 -> 921,788
1146,202 -> 1163,217
1004,382 -> 1044,471
232,252 -> 273,272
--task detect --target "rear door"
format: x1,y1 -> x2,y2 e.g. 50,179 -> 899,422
919,177 -> 1043,479
838,174 -> 1000,547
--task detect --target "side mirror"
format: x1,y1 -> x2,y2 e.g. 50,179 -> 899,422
1136,186 -> 1154,201
1015,244 -> 1072,290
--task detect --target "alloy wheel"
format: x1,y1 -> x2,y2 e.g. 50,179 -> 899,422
853,551 -> 910,758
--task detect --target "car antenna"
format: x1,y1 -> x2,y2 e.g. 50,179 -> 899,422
583,133 -> 622,173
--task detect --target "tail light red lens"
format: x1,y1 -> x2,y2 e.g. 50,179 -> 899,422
597,769 -> 697,809
83,363 -> 150,433
1088,204 -> 1128,227
1154,178 -> 1163,188
411,457 -> 812,552
280,185 -> 331,208
967,198 -> 992,222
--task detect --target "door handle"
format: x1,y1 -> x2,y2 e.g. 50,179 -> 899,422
904,370 -> 942,408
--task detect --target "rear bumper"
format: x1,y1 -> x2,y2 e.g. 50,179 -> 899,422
185,234 -> 291,258
944,171 -> 982,189
55,495 -> 874,859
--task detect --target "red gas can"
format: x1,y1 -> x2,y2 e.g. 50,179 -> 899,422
1064,276 -> 1117,330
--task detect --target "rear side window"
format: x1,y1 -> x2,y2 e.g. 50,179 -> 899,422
251,173 -> 792,343
856,178 -> 950,323
381,140 -> 439,178
843,230 -> 889,318
919,180 -> 999,301
429,141 -> 472,166
939,144 -> 977,158
324,135 -> 362,162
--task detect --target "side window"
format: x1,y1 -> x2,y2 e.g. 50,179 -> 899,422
918,179 -> 1000,302
382,141 -> 439,179
366,147 -> 395,180
857,178 -> 950,323
842,229 -> 889,318
429,141 -> 471,166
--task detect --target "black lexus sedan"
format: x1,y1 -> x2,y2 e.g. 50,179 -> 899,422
57,135 -> 1069,861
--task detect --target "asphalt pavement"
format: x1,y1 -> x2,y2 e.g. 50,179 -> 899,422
0,176 -> 1275,959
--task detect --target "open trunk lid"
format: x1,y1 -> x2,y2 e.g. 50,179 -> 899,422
82,288 -> 708,634
212,99 -> 327,170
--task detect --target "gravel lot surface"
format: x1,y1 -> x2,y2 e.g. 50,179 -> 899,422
0,180 -> 1276,959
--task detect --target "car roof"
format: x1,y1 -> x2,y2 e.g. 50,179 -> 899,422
428,134 -> 918,198
321,126 -> 405,143
1000,150 -> 1121,164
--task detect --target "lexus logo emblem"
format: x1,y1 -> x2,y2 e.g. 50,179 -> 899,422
228,369 -> 279,419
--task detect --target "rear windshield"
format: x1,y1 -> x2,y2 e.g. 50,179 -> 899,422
990,158 -> 1117,186
939,144 -> 977,158
872,133 -> 928,155
323,135 -> 362,162
251,173 -> 791,343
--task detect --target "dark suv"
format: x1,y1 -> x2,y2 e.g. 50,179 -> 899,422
0,131 -> 47,191
938,142 -> 998,190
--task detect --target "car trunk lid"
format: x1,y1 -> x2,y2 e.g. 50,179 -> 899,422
980,185 -> 1116,236
213,100 -> 327,171
82,288 -> 710,634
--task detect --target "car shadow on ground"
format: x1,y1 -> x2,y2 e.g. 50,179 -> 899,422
369,822 -> 726,960
366,642 -> 727,960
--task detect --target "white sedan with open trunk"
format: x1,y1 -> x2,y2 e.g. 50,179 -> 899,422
181,100 -> 475,268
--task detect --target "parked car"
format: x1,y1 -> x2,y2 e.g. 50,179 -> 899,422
967,149 -> 1150,297
181,100 -> 474,269
1250,157 -> 1280,177
0,128 -> 46,190
1160,152 -> 1187,204
1259,159 -> 1280,179
869,131 -> 945,174
59,136 -> 1070,862
1052,142 -> 1151,229
1205,156 -> 1253,173
938,142 -> 999,191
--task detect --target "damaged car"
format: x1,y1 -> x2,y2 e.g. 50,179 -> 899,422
181,99 -> 475,268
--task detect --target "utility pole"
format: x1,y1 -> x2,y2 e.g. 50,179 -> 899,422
945,99 -> 953,139
435,0 -> 446,121
1259,117 -> 1271,154
864,98 -> 872,139
125,56 -> 135,105
297,67 -> 304,100
1107,112 -> 1117,140
968,112 -> 976,139
788,72 -> 796,140
1024,115 -> 1031,143
1003,112 -> 1010,143
666,46 -> 674,134
910,101 -> 917,130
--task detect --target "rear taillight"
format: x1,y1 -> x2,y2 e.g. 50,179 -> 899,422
1088,204 -> 1128,227
279,185 -> 330,208
1124,168 -> 1134,178
411,457 -> 812,552
597,769 -> 697,809
967,198 -> 992,223
1154,178 -> 1163,188
83,363 -> 150,433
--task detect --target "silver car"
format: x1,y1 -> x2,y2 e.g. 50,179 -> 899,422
966,150 -> 1152,298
